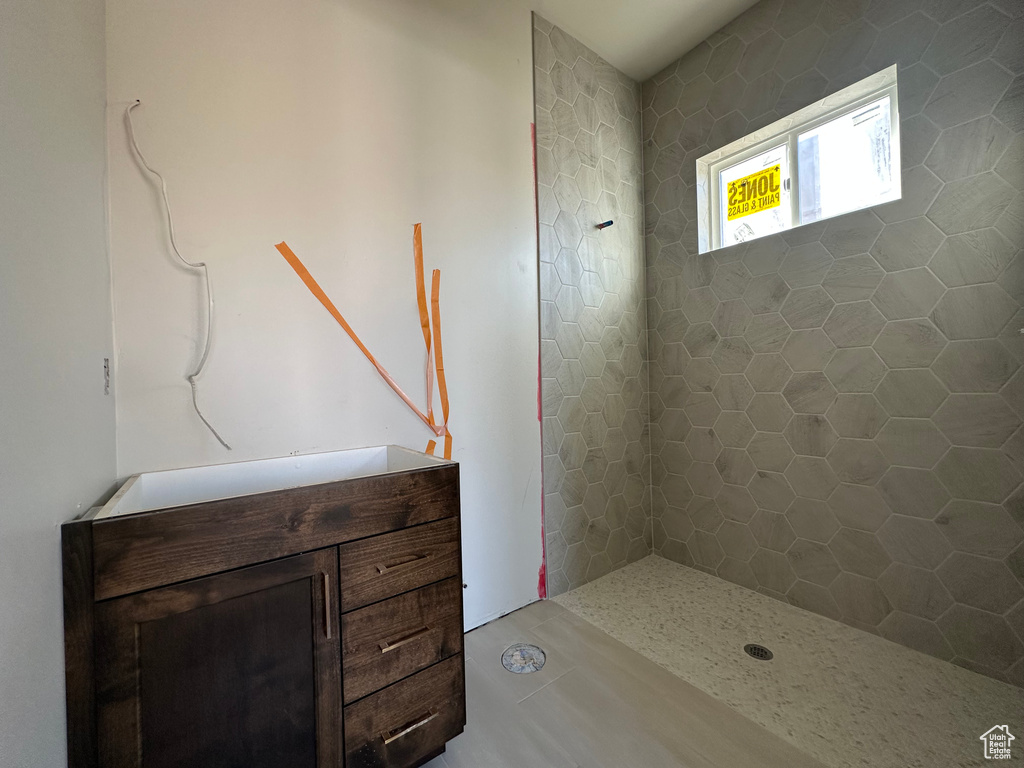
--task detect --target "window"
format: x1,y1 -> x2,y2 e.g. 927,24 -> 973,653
697,66 -> 900,253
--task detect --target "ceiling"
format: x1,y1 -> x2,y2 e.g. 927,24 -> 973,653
532,0 -> 761,82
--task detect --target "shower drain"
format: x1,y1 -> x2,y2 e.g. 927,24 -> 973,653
744,643 -> 774,661
501,643 -> 546,674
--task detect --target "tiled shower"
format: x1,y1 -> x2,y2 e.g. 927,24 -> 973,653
536,0 -> 1024,688
536,17 -> 651,597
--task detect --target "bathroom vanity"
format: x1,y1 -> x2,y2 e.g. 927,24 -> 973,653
62,445 -> 465,768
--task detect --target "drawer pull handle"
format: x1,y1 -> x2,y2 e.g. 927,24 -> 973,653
379,625 -> 432,654
376,553 -> 430,575
381,710 -> 439,745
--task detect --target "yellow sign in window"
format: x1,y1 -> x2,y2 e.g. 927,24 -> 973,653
727,165 -> 782,221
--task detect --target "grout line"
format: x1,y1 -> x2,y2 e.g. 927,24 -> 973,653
522,616 -> 556,632
515,666 -> 577,705
523,604 -> 572,632
637,94 -> 654,559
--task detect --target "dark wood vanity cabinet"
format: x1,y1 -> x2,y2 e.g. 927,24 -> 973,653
63,455 -> 464,768
95,551 -> 342,768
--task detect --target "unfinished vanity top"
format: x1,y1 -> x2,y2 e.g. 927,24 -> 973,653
95,445 -> 454,519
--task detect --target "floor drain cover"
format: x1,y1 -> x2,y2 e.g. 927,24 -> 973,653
744,643 -> 774,661
501,643 -> 546,674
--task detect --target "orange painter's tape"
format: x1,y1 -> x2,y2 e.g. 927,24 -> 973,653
275,238 -> 450,456
414,223 -> 435,426
430,268 -> 452,460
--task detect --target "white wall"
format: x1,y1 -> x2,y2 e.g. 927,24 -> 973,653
0,0 -> 116,764
106,0 -> 544,628
533,0 -> 759,80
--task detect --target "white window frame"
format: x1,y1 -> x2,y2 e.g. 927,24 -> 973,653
696,65 -> 901,254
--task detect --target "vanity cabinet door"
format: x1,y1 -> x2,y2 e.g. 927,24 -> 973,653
94,549 -> 342,768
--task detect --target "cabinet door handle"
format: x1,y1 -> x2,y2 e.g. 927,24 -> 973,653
322,572 -> 332,640
380,710 -> 439,745
375,553 -> 430,575
379,625 -> 432,654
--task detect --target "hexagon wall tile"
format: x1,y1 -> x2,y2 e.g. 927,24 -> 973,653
547,0 -> 1024,687
537,17 -> 649,596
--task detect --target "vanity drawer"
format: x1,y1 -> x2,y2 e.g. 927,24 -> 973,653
344,654 -> 465,768
339,518 -> 460,612
342,578 -> 463,704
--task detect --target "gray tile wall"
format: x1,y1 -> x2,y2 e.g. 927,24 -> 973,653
642,0 -> 1024,686
535,16 -> 651,596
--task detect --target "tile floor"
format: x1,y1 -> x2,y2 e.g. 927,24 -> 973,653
429,554 -> 1023,767
425,594 -> 824,768
555,556 -> 1024,767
